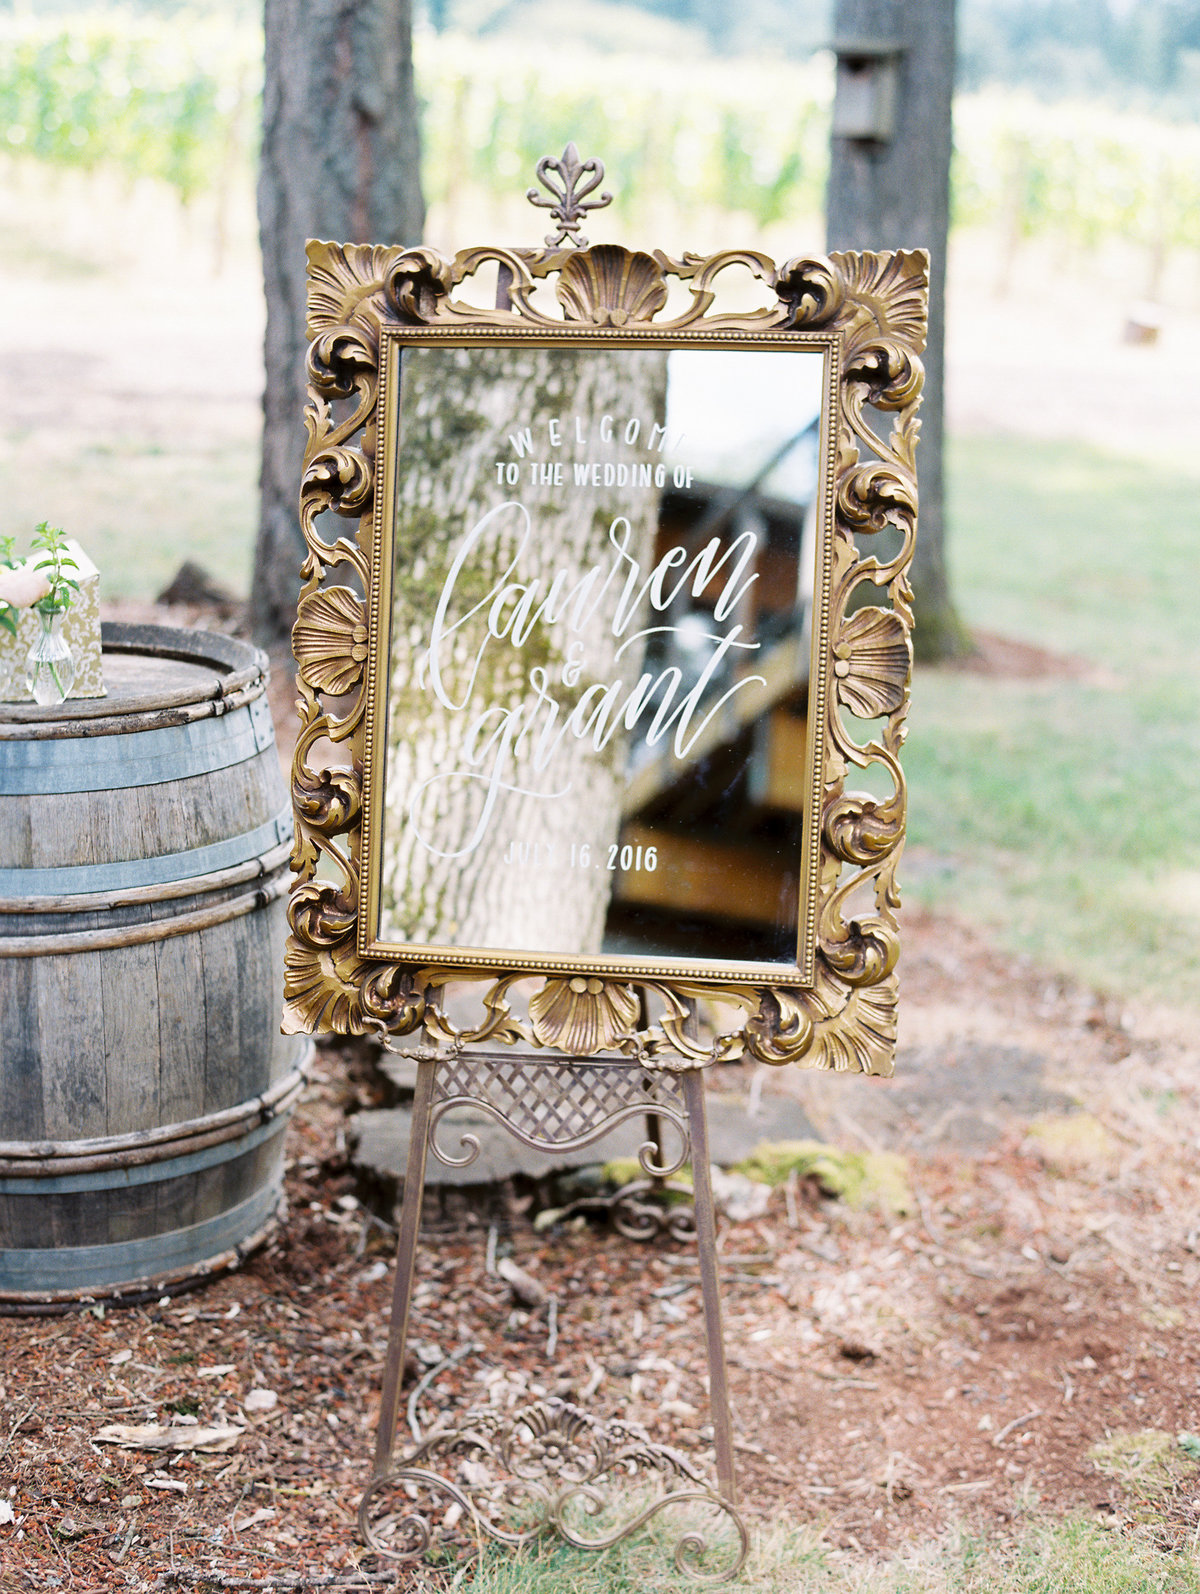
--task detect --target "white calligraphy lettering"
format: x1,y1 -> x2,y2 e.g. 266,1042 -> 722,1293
411,503 -> 763,857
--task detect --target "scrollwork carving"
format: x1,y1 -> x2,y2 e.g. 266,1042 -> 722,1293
743,987 -> 816,1065
307,324 -> 378,398
844,338 -> 924,412
299,445 -> 373,522
837,456 -> 918,539
361,963 -> 427,1033
293,762 -> 360,836
286,236 -> 926,1078
287,881 -> 357,948
773,253 -> 846,327
823,785 -> 906,868
383,245 -> 456,324
359,1398 -> 749,1581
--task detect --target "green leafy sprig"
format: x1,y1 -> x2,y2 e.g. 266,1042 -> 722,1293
30,521 -> 80,617
0,534 -> 17,638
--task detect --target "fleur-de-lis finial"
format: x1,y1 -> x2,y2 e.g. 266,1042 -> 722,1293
526,143 -> 613,249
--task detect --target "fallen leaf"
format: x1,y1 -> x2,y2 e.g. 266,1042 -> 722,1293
0,1500 -> 13,1526
196,1364 -> 237,1380
144,1476 -> 187,1494
108,1349 -> 133,1367
496,1258 -> 547,1307
242,1389 -> 278,1413
660,1399 -> 700,1420
234,1507 -> 277,1532
94,1423 -> 243,1454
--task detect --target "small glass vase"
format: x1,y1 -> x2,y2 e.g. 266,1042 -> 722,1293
24,607 -> 75,705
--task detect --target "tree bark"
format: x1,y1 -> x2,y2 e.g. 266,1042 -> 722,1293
826,0 -> 970,661
255,0 -> 424,648
379,346 -> 668,957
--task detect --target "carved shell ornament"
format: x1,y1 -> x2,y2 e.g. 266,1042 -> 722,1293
557,245 -> 670,326
833,607 -> 911,720
286,227 -> 927,1077
293,586 -> 369,695
528,978 -> 640,1055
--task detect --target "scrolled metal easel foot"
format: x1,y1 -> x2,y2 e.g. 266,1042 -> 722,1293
359,1397 -> 749,1583
552,1178 -> 698,1242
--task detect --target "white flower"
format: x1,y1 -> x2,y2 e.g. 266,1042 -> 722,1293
0,564 -> 51,608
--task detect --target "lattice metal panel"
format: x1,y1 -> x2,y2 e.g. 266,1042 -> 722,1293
433,1052 -> 687,1151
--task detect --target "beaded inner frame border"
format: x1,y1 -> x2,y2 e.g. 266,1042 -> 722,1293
285,241 -> 927,1076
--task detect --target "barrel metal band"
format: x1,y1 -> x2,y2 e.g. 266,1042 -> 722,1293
0,1112 -> 287,1197
0,1181 -> 283,1294
0,808 -> 293,899
0,872 -> 288,956
0,697 -> 274,794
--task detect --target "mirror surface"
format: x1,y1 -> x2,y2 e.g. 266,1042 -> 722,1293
373,340 -> 826,969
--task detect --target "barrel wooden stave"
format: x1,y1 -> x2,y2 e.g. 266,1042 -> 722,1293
0,738 -> 286,875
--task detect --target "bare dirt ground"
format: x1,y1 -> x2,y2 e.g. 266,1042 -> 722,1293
3,903 -> 1199,1588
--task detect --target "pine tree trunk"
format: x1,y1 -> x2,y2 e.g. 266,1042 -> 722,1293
826,0 -> 970,661
379,346 -> 668,957
255,0 -> 424,648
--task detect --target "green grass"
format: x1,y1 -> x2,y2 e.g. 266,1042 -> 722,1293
446,1513 -> 1200,1592
903,435 -> 1200,1009
1,434 -> 257,603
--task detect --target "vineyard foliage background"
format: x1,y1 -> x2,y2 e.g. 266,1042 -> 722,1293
3,9 -> 1199,292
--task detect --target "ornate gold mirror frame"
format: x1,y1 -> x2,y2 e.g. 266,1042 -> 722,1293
286,240 -> 927,1075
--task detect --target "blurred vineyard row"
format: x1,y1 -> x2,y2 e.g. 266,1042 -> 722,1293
3,11 -> 1200,272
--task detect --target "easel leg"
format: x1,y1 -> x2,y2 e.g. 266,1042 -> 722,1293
681,1067 -> 736,1506
372,1055 -> 437,1477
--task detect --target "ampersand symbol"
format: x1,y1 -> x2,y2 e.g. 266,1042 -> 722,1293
561,642 -> 584,688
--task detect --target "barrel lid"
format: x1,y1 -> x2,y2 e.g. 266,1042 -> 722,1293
0,624 -> 269,739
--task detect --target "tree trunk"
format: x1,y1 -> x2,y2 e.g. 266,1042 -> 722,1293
255,0 -> 424,648
826,0 -> 970,661
379,345 -> 669,957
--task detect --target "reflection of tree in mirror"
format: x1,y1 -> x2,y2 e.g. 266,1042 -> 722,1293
381,345 -> 668,956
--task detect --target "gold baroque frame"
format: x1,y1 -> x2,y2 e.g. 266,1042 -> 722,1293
285,240 -> 927,1075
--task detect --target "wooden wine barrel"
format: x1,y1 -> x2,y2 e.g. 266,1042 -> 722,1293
0,623 -> 309,1309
